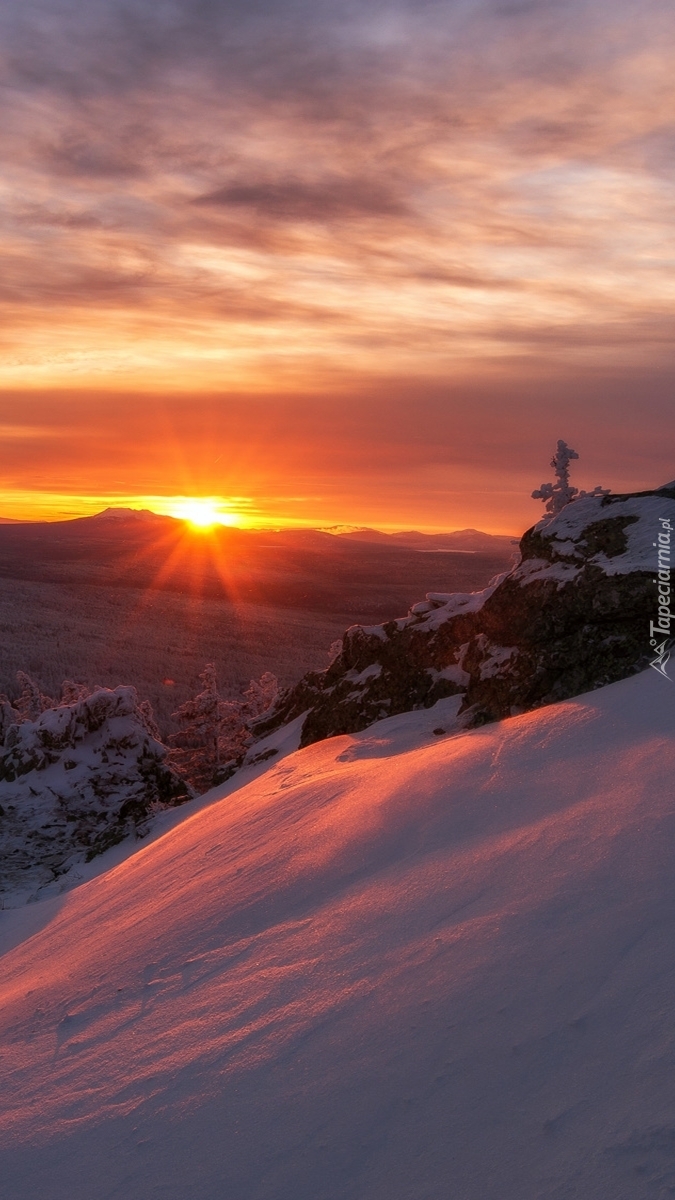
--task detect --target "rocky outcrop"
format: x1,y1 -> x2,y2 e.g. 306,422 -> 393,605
0,686 -> 191,899
255,485 -> 675,748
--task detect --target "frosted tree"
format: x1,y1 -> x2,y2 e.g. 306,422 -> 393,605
138,698 -> 162,740
0,694 -> 19,742
532,440 -> 608,517
60,680 -> 91,705
168,665 -> 278,792
242,671 -> 279,720
14,672 -> 54,722
168,664 -> 227,790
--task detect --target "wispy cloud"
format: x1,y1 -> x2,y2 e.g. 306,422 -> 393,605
194,176 -> 409,220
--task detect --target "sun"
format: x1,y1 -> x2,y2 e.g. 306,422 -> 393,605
170,498 -> 238,529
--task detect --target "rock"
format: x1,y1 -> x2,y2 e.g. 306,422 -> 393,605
255,486 -> 675,748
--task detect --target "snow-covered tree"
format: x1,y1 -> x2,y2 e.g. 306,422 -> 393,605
168,666 -> 278,793
137,698 -> 162,740
532,440 -> 608,517
60,680 -> 91,705
168,665 -> 225,790
577,485 -> 611,501
242,671 -> 279,719
14,672 -> 53,722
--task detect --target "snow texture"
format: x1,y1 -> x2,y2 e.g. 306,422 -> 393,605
1,669 -> 674,1200
405,579 -> 503,632
532,493 -> 674,576
478,644 -> 519,679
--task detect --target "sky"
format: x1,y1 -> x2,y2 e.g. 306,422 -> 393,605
1,0 -> 674,532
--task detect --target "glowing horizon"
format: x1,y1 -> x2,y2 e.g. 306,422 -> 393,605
0,489 -> 523,536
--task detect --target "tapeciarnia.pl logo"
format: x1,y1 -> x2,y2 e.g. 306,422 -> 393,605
650,516 -> 673,681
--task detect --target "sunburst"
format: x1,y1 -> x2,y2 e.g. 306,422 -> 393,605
170,499 -> 238,530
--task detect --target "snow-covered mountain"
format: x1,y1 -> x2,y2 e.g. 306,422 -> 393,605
259,484 -> 674,747
1,668 -> 674,1199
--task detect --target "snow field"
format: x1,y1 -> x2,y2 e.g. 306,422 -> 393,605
1,670 -> 674,1199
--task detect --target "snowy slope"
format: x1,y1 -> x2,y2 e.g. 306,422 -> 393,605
1,669 -> 674,1200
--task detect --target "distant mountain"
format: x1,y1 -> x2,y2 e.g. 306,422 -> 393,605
83,507 -> 174,524
1,508 -> 515,551
337,527 -> 516,552
0,510 -> 514,621
83,512 -> 516,551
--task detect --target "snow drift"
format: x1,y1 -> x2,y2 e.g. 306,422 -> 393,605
1,668 -> 674,1199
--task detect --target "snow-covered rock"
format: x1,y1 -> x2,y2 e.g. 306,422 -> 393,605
0,687 -> 190,900
256,485 -> 675,746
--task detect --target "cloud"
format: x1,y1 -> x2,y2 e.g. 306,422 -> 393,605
194,177 -> 408,221
0,0 -> 672,394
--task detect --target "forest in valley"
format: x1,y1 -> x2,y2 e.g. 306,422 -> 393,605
0,514 -> 514,795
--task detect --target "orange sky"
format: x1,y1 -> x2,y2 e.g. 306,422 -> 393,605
1,0 -> 674,533
2,376 -> 672,533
